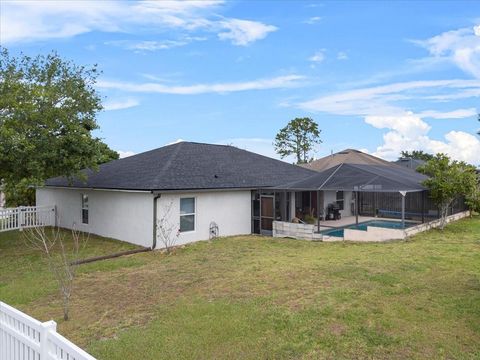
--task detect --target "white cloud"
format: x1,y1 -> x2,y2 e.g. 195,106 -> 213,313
366,113 -> 480,165
430,131 -> 480,165
140,72 -> 183,83
97,74 -> 305,95
217,19 -> 277,46
418,108 -> 477,119
309,50 -> 325,63
475,25 -> 480,36
0,0 -> 276,46
365,113 -> 431,138
296,78 -> 480,164
295,24 -> 480,165
299,79 -> 480,115
306,3 -> 324,8
106,39 -> 192,52
118,150 -> 136,158
414,25 -> 480,78
424,87 -> 480,101
103,98 -> 140,111
337,51 -> 348,60
304,16 -> 322,25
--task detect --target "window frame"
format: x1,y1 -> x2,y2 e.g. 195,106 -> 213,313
179,197 -> 196,233
81,193 -> 89,225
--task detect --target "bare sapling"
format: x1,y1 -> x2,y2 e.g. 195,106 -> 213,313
23,225 -> 88,321
156,201 -> 180,253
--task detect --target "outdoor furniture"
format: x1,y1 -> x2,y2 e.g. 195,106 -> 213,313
326,203 -> 341,220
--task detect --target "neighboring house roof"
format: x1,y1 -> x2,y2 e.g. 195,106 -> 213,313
274,163 -> 428,192
301,149 -> 393,171
394,158 -> 426,171
45,142 -> 317,191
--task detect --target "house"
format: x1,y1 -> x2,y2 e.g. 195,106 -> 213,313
298,149 -> 430,219
300,149 -> 467,223
36,142 -> 316,248
302,148 -> 392,172
37,143 -> 464,248
394,158 -> 426,171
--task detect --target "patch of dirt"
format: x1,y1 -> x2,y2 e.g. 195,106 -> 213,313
27,248 -> 337,347
328,322 -> 346,336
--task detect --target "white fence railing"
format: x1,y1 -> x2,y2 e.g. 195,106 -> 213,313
0,301 -> 96,360
0,205 -> 56,233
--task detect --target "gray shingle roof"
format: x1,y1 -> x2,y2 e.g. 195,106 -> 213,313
45,142 -> 317,191
273,163 -> 428,192
301,149 -> 392,171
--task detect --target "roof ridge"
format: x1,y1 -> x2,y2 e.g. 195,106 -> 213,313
151,141 -> 185,187
318,163 -> 343,190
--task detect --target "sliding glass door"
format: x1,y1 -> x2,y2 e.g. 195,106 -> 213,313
260,194 -> 274,235
252,190 -> 290,235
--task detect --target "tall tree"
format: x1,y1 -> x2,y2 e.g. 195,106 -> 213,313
399,150 -> 434,161
477,113 -> 479,136
418,154 -> 477,229
465,183 -> 480,216
0,48 -> 118,206
274,117 -> 322,164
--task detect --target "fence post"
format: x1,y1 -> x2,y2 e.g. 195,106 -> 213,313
18,206 -> 25,231
40,320 -> 57,360
0,302 -> 4,360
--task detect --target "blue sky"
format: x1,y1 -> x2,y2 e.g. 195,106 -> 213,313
1,1 -> 479,165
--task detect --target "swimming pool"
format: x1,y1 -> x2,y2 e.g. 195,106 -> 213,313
321,220 -> 418,238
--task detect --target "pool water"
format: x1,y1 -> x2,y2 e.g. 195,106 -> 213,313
321,220 -> 417,238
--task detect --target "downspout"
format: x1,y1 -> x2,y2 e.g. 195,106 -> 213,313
152,192 -> 161,250
355,189 -> 359,225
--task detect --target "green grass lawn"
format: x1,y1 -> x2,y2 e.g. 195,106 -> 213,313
1,217 -> 479,359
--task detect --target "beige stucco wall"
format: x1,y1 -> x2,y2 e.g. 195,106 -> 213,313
323,190 -> 353,217
36,187 -> 154,247
404,210 -> 470,237
156,190 -> 252,248
36,188 -> 253,249
344,226 -> 405,242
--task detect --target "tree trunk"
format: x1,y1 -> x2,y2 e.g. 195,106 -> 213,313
440,204 -> 448,230
63,289 -> 71,321
63,296 -> 69,321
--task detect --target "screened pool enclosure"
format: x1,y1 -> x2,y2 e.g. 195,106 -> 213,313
251,163 -> 467,236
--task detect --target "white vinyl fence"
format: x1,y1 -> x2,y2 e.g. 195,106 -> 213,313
0,301 -> 96,360
0,206 -> 56,233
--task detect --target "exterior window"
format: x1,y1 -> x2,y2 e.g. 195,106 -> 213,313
81,194 -> 89,224
180,197 -> 195,232
336,191 -> 344,211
